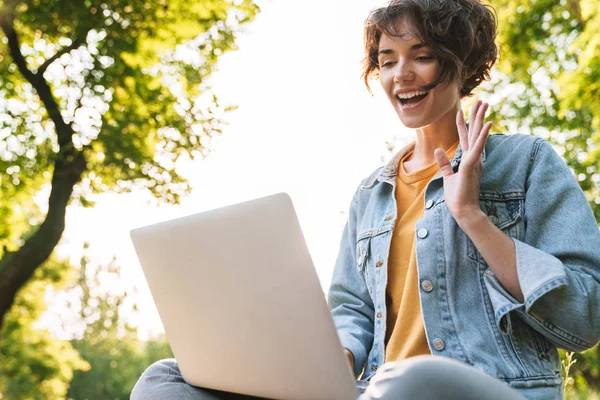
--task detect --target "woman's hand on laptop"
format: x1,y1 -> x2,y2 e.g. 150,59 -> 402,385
344,348 -> 354,370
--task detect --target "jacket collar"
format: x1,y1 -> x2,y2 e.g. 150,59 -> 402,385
360,140 -> 487,189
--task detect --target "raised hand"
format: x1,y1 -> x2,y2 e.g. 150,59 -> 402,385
434,99 -> 493,226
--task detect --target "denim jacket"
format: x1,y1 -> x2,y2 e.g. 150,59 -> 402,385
328,133 -> 600,399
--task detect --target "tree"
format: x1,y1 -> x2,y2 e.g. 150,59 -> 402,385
482,0 -> 600,221
0,0 -> 259,338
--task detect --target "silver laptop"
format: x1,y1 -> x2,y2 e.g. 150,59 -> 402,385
130,192 -> 361,400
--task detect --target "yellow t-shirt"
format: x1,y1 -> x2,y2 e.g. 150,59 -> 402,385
384,140 -> 459,362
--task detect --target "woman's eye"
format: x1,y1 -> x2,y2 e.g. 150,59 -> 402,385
417,56 -> 434,61
381,61 -> 395,68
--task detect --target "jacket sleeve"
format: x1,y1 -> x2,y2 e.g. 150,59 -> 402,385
484,138 -> 600,352
327,188 -> 375,377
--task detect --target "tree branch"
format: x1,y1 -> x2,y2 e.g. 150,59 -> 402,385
38,37 -> 85,76
565,0 -> 586,29
0,13 -> 36,84
69,89 -> 86,130
1,16 -> 74,149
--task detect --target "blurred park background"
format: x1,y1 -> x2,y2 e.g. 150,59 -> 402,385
0,0 -> 599,398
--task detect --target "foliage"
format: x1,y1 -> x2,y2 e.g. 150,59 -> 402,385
564,345 -> 600,395
483,0 -> 600,222
0,0 -> 259,340
67,334 -> 172,400
1,243 -> 175,399
0,0 -> 259,204
0,255 -> 89,400
567,385 -> 600,400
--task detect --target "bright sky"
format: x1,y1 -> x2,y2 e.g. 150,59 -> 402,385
43,0 -> 416,339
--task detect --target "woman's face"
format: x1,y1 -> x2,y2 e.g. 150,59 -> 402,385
378,23 -> 461,129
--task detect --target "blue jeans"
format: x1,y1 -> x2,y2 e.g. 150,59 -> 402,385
131,355 -> 532,399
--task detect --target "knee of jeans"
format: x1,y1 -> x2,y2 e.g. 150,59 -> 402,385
144,358 -> 179,378
131,358 -> 179,399
369,356 -> 456,397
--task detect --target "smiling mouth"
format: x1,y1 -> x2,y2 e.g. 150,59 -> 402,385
397,92 -> 428,106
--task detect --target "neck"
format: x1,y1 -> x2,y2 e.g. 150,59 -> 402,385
407,103 -> 461,168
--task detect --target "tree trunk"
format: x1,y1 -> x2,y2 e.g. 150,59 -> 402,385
0,154 -> 86,335
0,12 -> 87,342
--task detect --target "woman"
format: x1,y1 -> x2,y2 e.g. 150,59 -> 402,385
132,1 -> 600,399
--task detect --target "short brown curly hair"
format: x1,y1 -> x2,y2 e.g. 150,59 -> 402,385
362,0 -> 498,97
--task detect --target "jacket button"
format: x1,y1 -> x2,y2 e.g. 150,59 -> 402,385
425,199 -> 434,209
421,280 -> 433,292
432,338 -> 445,351
372,365 -> 378,371
376,261 -> 384,267
488,215 -> 499,225
384,216 -> 394,221
417,228 -> 428,239
376,312 -> 383,318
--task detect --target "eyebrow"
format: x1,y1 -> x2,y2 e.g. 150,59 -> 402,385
378,43 -> 426,56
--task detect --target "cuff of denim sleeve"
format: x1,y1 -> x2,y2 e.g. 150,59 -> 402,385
513,238 -> 568,312
483,238 -> 568,334
338,332 -> 366,378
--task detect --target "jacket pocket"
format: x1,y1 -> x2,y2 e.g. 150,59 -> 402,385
355,226 -> 394,298
355,235 -> 375,298
507,314 -> 562,377
356,236 -> 370,272
467,191 -> 525,265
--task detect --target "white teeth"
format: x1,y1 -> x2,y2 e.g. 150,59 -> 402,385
396,90 -> 428,99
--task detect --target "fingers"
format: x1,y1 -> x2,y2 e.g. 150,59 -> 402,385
468,99 -> 481,143
456,98 -> 492,169
472,121 -> 493,156
469,101 -> 488,149
434,148 -> 454,178
464,98 -> 491,149
456,108 -> 469,152
475,102 -> 489,146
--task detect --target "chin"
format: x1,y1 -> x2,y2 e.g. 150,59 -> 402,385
400,120 -> 426,129
396,113 -> 431,129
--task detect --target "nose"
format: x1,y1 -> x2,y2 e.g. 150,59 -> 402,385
393,59 -> 415,83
